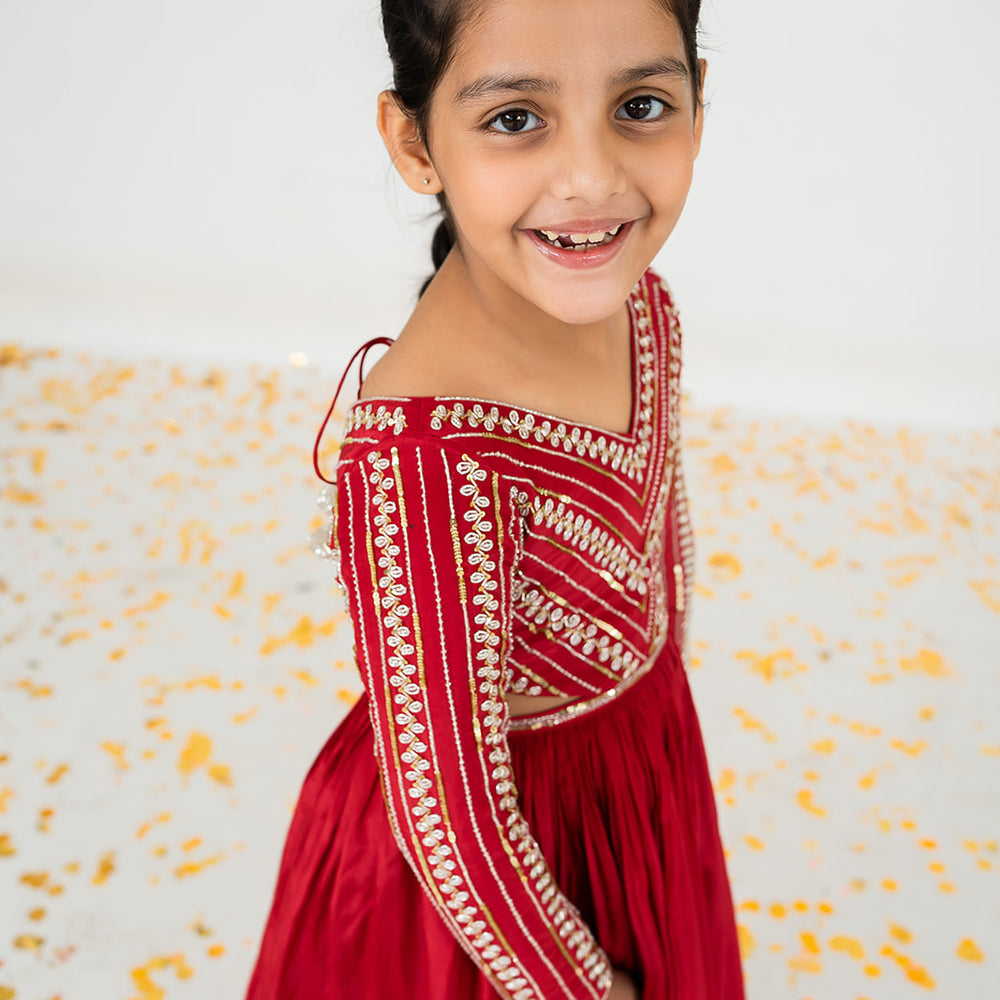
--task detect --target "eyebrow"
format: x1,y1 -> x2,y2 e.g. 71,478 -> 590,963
453,57 -> 689,106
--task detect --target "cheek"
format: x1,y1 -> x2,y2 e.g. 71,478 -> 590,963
447,156 -> 537,234
636,143 -> 694,206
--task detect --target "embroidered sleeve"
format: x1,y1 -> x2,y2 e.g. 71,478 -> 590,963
336,440 -> 613,1000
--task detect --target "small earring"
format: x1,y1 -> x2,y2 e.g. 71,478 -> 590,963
423,178 -> 430,185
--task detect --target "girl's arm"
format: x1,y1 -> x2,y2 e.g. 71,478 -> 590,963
609,970 -> 639,1000
336,439 -> 613,1000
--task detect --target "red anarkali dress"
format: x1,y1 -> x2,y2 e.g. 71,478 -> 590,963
245,269 -> 745,999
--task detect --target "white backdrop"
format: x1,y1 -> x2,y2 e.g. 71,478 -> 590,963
1,0 -> 997,425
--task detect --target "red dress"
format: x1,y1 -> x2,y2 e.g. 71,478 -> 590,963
245,269 -> 745,1000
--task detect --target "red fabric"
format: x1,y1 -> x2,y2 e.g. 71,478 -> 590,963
245,270 -> 746,999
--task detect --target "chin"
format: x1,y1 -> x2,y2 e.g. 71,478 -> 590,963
526,275 -> 637,327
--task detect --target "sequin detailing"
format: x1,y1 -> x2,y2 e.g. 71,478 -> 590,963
308,479 -> 347,597
518,492 -> 649,595
512,581 -> 639,681
343,402 -> 407,437
507,640 -> 665,732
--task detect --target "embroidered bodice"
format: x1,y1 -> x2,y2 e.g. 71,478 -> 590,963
312,269 -> 694,1000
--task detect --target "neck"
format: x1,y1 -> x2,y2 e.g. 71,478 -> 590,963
423,246 -> 628,370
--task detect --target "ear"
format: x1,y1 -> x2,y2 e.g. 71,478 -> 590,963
376,90 -> 442,195
692,59 -> 707,159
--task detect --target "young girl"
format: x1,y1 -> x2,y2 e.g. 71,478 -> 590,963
246,1 -> 745,997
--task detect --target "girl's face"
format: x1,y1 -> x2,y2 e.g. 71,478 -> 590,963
425,0 -> 703,327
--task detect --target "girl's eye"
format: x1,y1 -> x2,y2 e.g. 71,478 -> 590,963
615,95 -> 669,122
487,108 -> 542,134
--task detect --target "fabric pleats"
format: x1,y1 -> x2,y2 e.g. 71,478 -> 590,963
244,639 -> 745,1000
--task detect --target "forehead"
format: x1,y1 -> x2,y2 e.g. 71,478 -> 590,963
444,0 -> 685,92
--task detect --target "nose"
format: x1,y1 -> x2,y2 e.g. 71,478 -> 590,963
547,118 -> 627,205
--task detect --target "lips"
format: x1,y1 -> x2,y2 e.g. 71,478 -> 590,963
524,220 -> 634,269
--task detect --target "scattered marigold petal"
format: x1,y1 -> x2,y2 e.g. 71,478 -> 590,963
178,732 -> 212,775
830,935 -> 864,960
957,939 -> 984,962
707,552 -> 742,581
800,932 -> 820,954
45,764 -> 69,785
207,763 -> 232,786
905,966 -> 935,988
101,742 -> 129,771
788,955 -> 822,973
899,649 -> 951,678
715,768 -> 736,792
174,852 -> 225,878
797,789 -> 827,817
969,580 -> 1000,614
92,850 -> 116,885
260,615 -> 336,654
889,924 -> 913,944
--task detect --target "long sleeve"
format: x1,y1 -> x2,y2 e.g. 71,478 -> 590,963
336,439 -> 613,1000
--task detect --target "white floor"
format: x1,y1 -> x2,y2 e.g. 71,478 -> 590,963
1,343 -> 997,999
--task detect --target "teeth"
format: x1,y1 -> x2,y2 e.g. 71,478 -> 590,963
536,224 -> 624,250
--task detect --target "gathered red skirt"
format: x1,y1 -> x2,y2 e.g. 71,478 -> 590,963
244,640 -> 745,999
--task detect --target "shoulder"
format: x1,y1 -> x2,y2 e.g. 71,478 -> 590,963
356,334 -> 439,402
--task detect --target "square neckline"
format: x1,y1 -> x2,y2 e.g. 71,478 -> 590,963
350,288 -> 642,443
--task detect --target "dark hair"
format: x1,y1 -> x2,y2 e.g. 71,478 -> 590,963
381,0 -> 702,296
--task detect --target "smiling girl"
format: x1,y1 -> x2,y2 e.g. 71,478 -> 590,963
245,1 -> 745,998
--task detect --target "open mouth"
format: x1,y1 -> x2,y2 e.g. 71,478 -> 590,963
533,224 -> 623,251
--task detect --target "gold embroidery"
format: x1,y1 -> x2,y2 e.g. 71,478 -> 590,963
449,518 -> 468,606
507,639 -> 665,732
512,585 -> 640,685
344,402 -> 407,437
519,492 -> 650,595
454,455 -> 611,994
